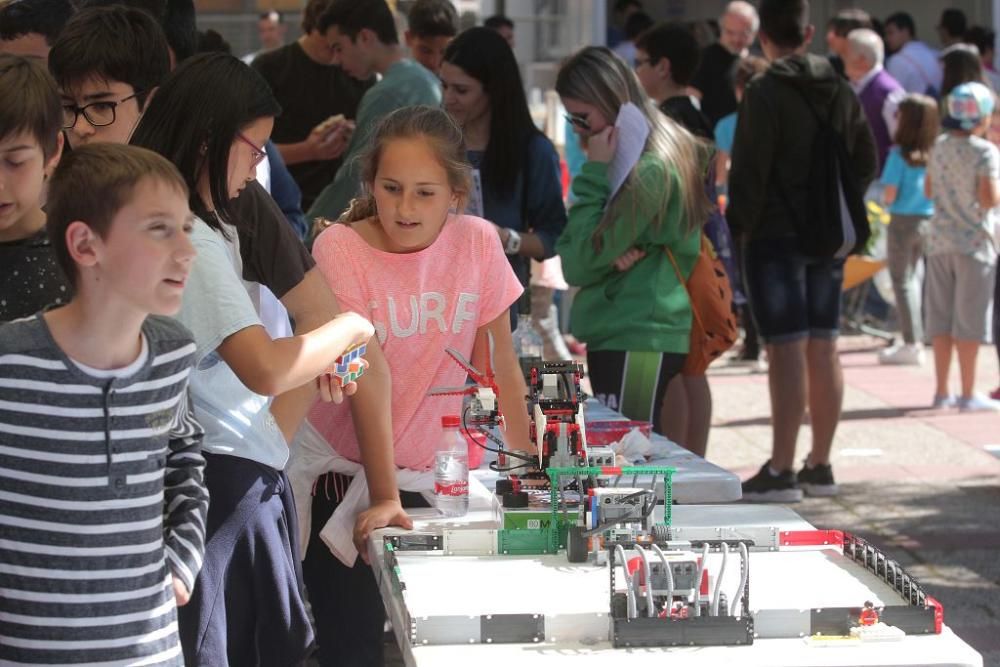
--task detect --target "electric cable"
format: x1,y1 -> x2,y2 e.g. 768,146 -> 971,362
634,544 -> 654,617
730,542 -> 749,618
461,407 -> 535,463
651,544 -> 674,618
711,542 -> 728,616
692,543 -> 708,617
615,544 -> 637,620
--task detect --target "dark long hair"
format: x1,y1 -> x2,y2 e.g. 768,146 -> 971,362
130,52 -> 281,229
443,26 -> 538,197
941,47 -> 985,99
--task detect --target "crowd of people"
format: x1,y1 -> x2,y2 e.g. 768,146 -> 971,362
0,0 -> 997,664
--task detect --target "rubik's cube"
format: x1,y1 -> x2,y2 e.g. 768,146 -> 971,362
332,343 -> 367,386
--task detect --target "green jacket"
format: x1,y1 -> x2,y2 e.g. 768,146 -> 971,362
556,155 -> 699,354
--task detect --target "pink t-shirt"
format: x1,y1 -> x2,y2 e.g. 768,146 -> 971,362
309,214 -> 523,470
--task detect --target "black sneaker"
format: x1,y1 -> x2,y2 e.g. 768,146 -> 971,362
742,462 -> 803,503
797,461 -> 839,497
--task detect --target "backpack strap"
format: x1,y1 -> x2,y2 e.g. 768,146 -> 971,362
665,241 -> 706,335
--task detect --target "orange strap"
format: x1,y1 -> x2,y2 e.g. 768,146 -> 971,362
665,241 -> 705,335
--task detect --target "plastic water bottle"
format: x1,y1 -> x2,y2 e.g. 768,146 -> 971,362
512,293 -> 543,381
434,415 -> 469,517
512,313 -> 544,359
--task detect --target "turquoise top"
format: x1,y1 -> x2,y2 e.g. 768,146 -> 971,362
880,146 -> 933,216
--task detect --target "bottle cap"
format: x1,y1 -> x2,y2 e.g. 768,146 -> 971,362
441,415 -> 461,428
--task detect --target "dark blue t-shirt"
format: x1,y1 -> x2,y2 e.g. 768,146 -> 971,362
466,131 -> 567,289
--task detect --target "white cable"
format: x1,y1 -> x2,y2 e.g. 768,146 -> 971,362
692,543 -> 709,617
615,544 -> 637,620
730,542 -> 750,618
651,544 -> 674,618
634,544 -> 654,617
711,542 -> 728,616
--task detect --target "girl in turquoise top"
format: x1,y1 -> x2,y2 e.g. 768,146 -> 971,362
878,93 -> 939,366
555,46 -> 710,433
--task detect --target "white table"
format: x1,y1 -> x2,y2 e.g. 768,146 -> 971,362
475,399 -> 742,504
370,504 -> 982,667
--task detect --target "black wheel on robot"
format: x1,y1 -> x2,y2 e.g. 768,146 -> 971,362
566,525 -> 589,563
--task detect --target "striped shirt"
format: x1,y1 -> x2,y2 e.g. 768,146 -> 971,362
0,314 -> 208,666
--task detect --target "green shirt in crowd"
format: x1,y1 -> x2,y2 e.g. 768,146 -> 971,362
557,154 -> 699,354
307,58 -> 442,221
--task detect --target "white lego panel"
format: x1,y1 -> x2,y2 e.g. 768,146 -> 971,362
396,553 -> 609,618
443,528 -> 498,556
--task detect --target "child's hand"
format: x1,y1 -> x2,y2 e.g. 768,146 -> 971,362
316,358 -> 369,403
172,575 -> 191,607
353,499 -> 413,563
613,247 -> 646,272
587,126 -> 617,163
335,311 -> 375,347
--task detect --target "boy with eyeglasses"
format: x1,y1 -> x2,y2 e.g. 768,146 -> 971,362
0,7 -> 169,322
49,6 -> 169,148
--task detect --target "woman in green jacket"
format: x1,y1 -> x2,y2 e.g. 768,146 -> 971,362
555,46 -> 710,434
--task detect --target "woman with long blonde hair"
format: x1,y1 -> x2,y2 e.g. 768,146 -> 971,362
555,46 -> 711,433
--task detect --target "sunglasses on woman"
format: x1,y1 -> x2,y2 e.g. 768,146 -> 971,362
564,112 -> 591,131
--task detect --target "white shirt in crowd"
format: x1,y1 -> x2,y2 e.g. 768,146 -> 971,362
887,40 -> 943,95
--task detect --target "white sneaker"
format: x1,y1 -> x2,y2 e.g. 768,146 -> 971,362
931,394 -> 957,409
878,344 -> 924,366
958,394 -> 1000,413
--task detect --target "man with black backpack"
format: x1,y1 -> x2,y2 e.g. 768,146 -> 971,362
728,0 -> 877,502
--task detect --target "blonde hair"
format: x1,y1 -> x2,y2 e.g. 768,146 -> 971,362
339,105 -> 472,223
555,46 -> 712,249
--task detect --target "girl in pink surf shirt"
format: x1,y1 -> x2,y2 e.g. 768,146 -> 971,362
290,105 -> 532,666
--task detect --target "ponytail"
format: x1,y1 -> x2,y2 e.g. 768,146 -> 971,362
339,192 -> 378,223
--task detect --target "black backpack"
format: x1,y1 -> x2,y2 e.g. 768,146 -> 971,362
778,83 -> 871,259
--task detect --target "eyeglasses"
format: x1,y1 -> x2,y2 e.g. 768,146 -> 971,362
564,112 -> 591,131
634,57 -> 652,69
61,92 -> 141,129
235,131 -> 267,168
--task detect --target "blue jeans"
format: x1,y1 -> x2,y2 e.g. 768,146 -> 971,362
743,237 -> 845,344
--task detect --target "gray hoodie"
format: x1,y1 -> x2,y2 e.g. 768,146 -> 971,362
728,53 -> 878,242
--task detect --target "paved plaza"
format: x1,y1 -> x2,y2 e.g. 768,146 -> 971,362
708,337 -> 1000,665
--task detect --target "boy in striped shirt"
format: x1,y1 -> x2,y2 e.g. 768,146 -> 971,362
0,141 -> 208,665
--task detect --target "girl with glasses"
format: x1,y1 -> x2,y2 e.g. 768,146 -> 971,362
131,52 -> 376,665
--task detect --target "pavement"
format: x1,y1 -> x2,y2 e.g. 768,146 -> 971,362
706,336 -> 1000,666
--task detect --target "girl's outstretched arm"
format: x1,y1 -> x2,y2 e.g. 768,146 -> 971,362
216,311 -> 374,398
271,267 -> 361,440
471,312 -> 533,455
349,339 -> 413,562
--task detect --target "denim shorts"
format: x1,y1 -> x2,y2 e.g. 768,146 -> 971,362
743,237 -> 845,344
